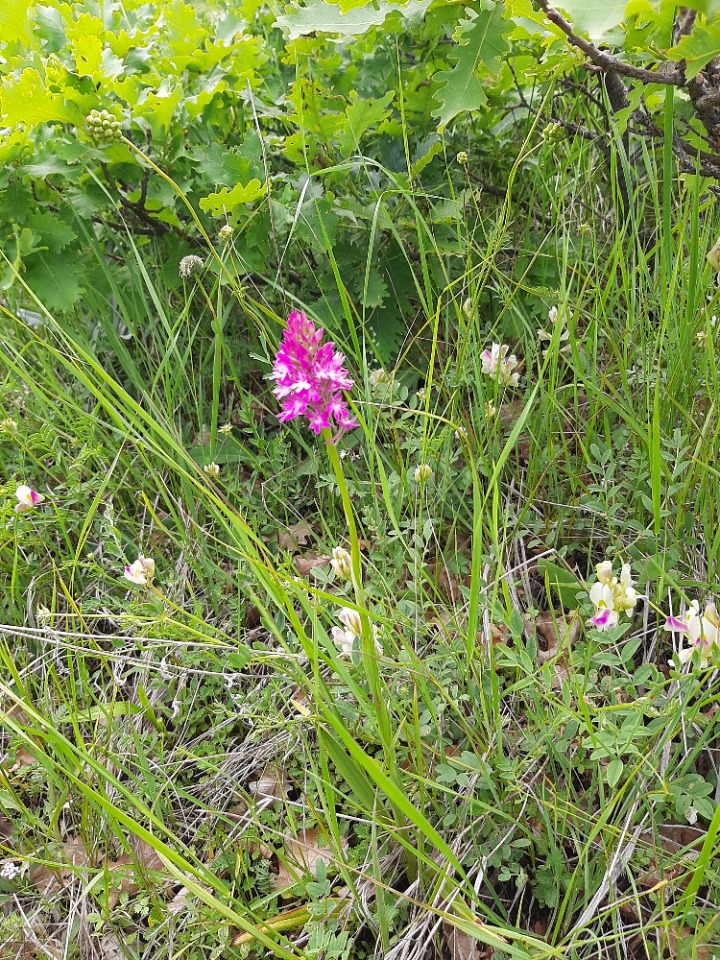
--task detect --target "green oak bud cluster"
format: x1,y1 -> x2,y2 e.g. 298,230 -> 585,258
86,109 -> 123,143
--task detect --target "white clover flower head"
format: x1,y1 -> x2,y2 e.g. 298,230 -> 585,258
124,555 -> 155,586
0,861 -> 20,881
204,461 -> 220,478
414,463 -> 434,484
330,546 -> 352,581
218,224 -> 234,243
481,343 -> 520,388
179,255 -> 204,278
15,485 -> 45,513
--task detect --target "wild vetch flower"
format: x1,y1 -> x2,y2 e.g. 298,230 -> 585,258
414,464 -> 434,484
368,367 -> 395,401
330,546 -> 352,580
179,255 -> 204,278
665,600 -> 720,667
331,607 -> 381,658
269,310 -> 357,436
124,555 -> 155,586
538,306 -> 570,358
588,560 -> 638,631
15,485 -> 45,513
481,344 -> 520,388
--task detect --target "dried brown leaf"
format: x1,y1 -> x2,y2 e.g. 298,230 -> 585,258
442,921 -> 481,960
278,521 -> 312,551
534,610 -> 576,656
249,765 -> 290,808
293,551 -> 330,577
272,828 -> 346,892
167,886 -> 190,916
105,839 -> 166,908
99,933 -> 126,960
31,838 -> 90,895
636,824 -> 704,890
11,748 -> 38,770
531,611 -> 580,689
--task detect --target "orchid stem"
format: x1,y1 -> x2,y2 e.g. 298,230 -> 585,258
323,429 -> 416,881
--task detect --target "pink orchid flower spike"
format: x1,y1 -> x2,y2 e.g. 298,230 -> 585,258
268,310 -> 358,436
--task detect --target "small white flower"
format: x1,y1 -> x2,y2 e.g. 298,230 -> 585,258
666,600 -> 720,668
331,607 -> 382,659
124,555 -> 155,585
218,224 -> 234,243
587,559 -> 639,631
462,297 -> 473,319
204,461 -> 220,478
330,546 -> 352,580
481,343 -> 520,388
414,463 -> 434,484
331,625 -> 357,657
537,306 -> 571,358
179,255 -> 204,278
0,419 -> 18,433
456,151 -> 468,165
368,368 -> 392,389
219,423 -> 233,435
368,368 -> 395,401
0,861 -> 20,881
338,607 -> 362,636
484,401 -> 497,419
15,485 -> 45,513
